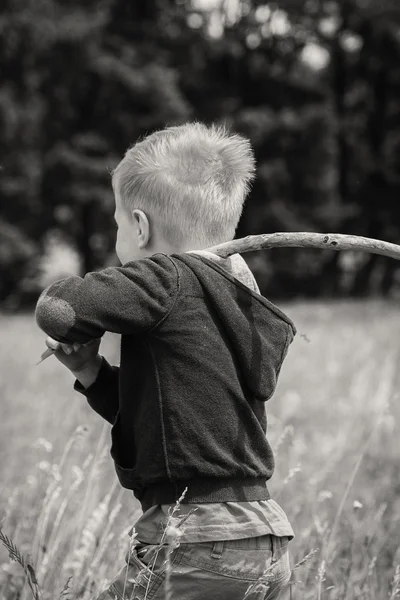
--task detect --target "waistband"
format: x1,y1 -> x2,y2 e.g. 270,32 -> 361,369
138,477 -> 270,512
209,534 -> 290,554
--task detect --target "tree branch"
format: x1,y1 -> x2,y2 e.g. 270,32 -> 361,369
206,232 -> 400,261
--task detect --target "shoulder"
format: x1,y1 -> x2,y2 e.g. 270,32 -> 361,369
117,253 -> 180,290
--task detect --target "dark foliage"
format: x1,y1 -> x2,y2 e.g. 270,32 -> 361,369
1,0 -> 399,307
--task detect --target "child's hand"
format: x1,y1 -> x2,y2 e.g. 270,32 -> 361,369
45,336 -> 101,372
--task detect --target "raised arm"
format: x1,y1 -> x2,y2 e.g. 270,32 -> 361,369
35,253 -> 180,344
36,254 -> 179,424
43,336 -> 119,424
74,356 -> 120,425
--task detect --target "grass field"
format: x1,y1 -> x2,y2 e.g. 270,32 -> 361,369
0,301 -> 399,599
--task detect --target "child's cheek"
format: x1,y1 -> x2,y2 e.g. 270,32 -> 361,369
116,231 -> 134,264
115,232 -> 125,264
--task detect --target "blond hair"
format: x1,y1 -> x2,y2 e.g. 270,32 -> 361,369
111,121 -> 255,248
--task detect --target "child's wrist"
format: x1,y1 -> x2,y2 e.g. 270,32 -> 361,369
72,355 -> 103,388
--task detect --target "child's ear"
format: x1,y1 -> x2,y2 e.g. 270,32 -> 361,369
133,210 -> 151,248
133,210 -> 141,230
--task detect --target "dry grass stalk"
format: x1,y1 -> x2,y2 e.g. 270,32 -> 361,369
71,423 -> 108,557
243,547 -> 318,600
58,575 -> 73,599
37,468 -> 84,582
32,484 -> 62,574
1,305 -> 399,599
0,529 -> 42,600
116,488 -> 193,600
142,487 -> 189,600
316,559 -> 326,600
389,565 -> 400,599
67,479 -> 118,582
324,421 -> 381,560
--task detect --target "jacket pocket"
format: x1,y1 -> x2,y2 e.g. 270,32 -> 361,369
110,413 -> 142,493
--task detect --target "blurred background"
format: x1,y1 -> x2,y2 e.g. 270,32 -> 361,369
2,0 -> 400,308
1,2 -> 400,600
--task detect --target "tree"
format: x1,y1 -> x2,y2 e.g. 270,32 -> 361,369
1,0 -> 400,306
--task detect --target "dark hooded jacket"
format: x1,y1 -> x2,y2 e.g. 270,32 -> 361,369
35,251 -> 296,510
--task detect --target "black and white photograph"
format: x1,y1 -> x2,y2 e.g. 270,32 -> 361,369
0,1 -> 399,599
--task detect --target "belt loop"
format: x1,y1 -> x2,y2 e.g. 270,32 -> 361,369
210,540 -> 224,559
271,535 -> 278,562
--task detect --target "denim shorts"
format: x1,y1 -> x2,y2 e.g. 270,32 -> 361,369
96,534 -> 292,600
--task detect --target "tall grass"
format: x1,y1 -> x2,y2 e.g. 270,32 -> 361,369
0,301 -> 399,598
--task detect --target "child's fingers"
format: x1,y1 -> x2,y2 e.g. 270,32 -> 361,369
45,336 -> 60,351
60,343 -> 74,355
46,336 -> 83,354
45,337 -> 98,356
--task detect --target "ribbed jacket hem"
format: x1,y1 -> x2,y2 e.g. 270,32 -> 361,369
137,477 -> 270,512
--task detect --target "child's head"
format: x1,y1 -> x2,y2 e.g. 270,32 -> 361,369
111,121 -> 255,263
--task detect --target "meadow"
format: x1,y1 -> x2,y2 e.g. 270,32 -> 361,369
0,301 -> 399,599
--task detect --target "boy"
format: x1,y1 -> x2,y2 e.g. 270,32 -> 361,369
36,122 -> 296,600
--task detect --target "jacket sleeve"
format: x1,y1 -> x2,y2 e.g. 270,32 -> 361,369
74,357 -> 119,424
35,254 -> 179,344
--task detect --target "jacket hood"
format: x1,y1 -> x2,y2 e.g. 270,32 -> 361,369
172,251 -> 296,401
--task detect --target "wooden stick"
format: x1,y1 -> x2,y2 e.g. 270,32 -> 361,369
37,232 -> 399,365
36,347 -> 57,365
206,232 -> 400,261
